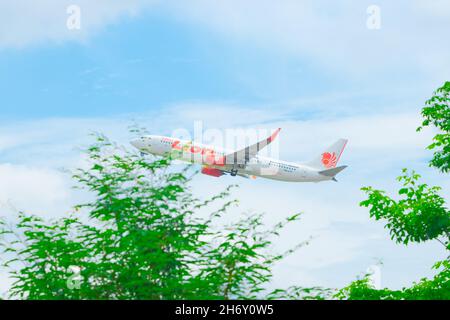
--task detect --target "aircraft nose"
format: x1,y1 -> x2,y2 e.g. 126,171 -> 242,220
130,139 -> 142,149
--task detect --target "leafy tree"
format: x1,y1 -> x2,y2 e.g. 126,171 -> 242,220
336,260 -> 450,300
0,133 -> 308,300
186,212 -> 313,300
338,170 -> 450,300
417,81 -> 450,173
360,169 -> 449,247
338,82 -> 450,300
337,169 -> 449,300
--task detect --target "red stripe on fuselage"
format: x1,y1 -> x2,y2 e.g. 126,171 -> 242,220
171,140 -> 225,166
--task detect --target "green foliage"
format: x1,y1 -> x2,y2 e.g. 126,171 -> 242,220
357,168 -> 449,300
417,81 -> 450,173
336,260 -> 450,300
189,212 -> 309,300
0,133 -> 311,300
361,169 -> 450,246
0,214 -> 89,299
336,277 -> 401,300
351,82 -> 450,300
267,286 -> 334,300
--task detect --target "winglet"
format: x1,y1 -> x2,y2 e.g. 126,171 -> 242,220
268,128 -> 282,143
225,128 -> 282,165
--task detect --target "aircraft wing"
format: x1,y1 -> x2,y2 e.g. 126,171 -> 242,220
224,128 -> 281,165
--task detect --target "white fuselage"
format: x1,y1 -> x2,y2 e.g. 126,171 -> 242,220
131,135 -> 333,182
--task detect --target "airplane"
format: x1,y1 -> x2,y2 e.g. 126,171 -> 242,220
130,129 -> 348,183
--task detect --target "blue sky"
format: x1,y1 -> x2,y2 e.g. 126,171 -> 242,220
1,0 -> 449,296
1,10 -> 331,118
2,0 -> 444,120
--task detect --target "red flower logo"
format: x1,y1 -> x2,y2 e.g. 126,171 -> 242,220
321,152 -> 337,168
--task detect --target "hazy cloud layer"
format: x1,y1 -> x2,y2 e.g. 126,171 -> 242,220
165,0 -> 450,81
2,1 -> 449,83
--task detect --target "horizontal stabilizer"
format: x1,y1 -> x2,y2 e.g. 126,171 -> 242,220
318,165 -> 348,177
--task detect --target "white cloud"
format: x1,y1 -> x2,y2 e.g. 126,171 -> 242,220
2,1 -> 449,86
165,0 -> 450,82
412,0 -> 450,17
0,164 -> 71,217
0,272 -> 13,299
0,0 -> 157,48
4,0 -> 450,81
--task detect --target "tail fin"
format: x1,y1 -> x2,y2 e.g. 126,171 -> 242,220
304,139 -> 348,170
